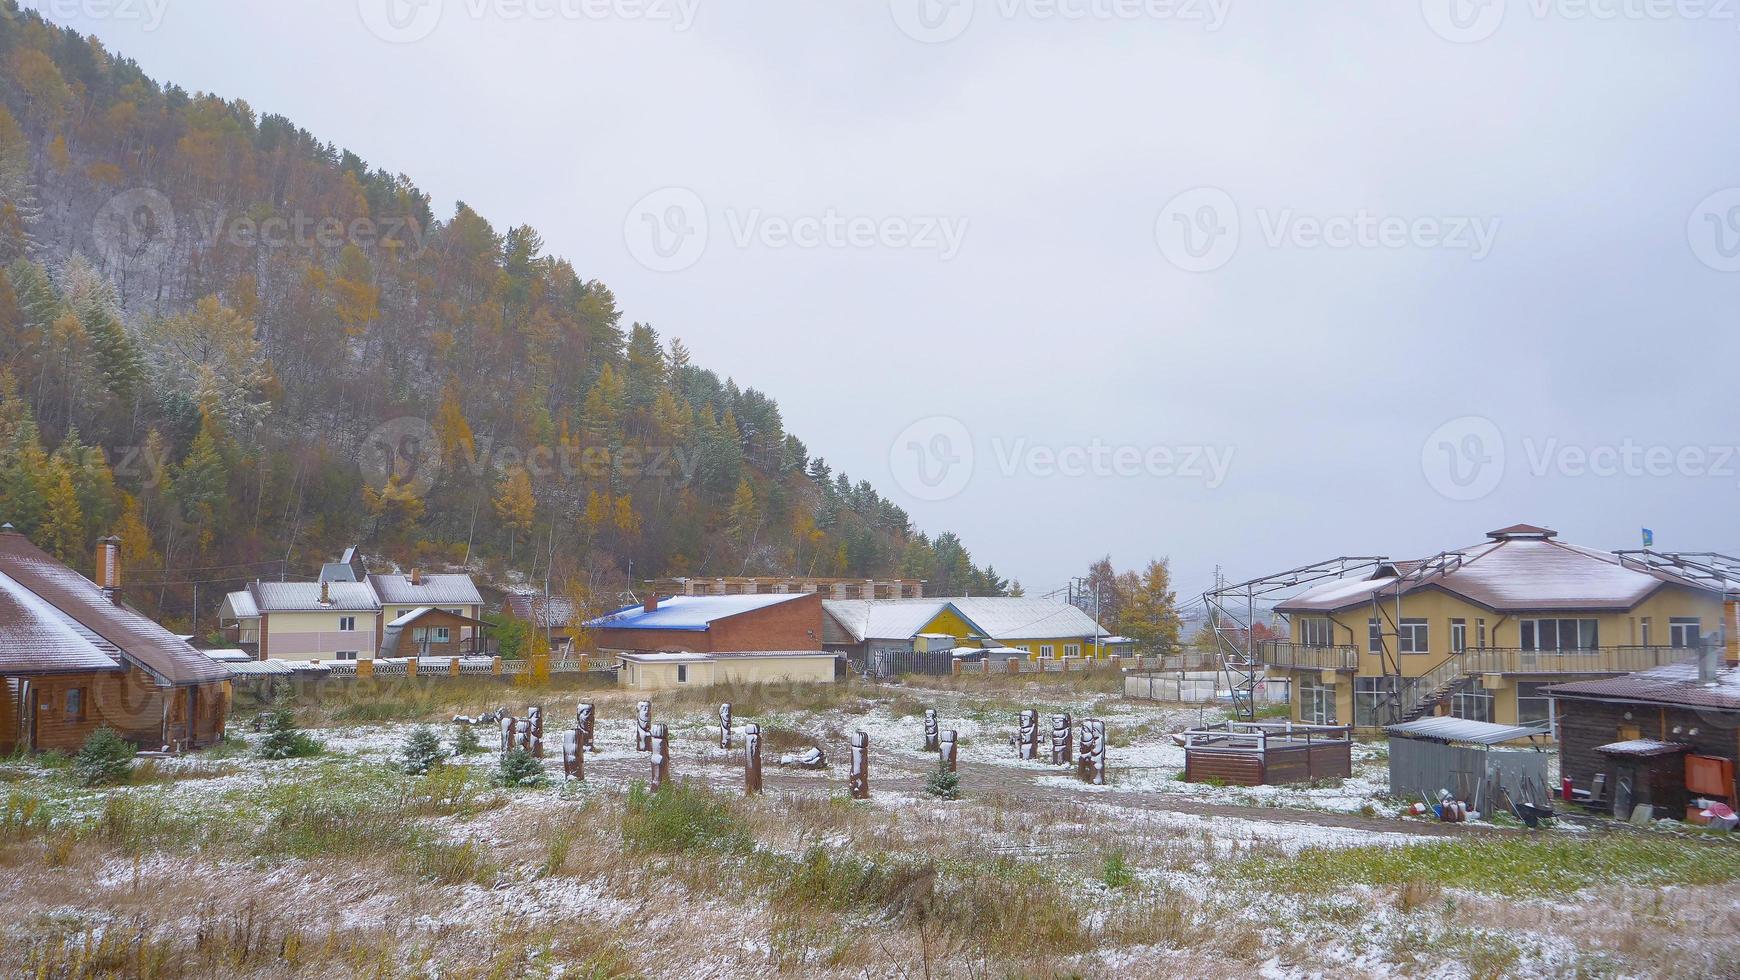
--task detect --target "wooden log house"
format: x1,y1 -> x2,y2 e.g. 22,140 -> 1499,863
0,528 -> 231,753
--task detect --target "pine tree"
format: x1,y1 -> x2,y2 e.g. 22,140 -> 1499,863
169,418 -> 228,553
256,693 -> 321,760
451,723 -> 483,756
496,747 -> 548,788
400,725 -> 445,775
73,728 -> 135,787
925,760 -> 961,800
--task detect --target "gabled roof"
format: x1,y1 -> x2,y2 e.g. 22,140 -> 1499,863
0,531 -> 229,685
221,589 -> 259,619
248,581 -> 379,613
505,593 -> 576,629
367,572 -> 484,606
586,593 -> 811,632
1547,661 -> 1740,711
318,562 -> 359,584
1277,529 -> 1713,615
821,597 -> 1108,643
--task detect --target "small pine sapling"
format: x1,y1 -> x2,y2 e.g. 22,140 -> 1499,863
401,725 -> 444,775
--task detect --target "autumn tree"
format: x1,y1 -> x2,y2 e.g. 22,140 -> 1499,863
493,467 -> 536,563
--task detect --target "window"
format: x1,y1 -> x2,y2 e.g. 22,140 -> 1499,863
65,688 -> 85,720
1516,682 -> 1554,728
433,627 -> 451,644
1040,644 -> 1055,658
1476,618 -> 1488,649
676,664 -> 688,683
1368,619 -> 1384,653
1641,617 -> 1653,646
1520,619 -> 1599,652
1450,619 -> 1468,654
1670,617 -> 1702,649
335,651 -> 358,661
1450,687 -> 1493,723
339,616 -> 356,632
1301,617 -> 1334,648
1398,619 -> 1429,654
1353,676 -> 1390,728
1063,644 -> 1081,657
1298,678 -> 1338,725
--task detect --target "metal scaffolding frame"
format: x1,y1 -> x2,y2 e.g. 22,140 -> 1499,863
1203,556 -> 1387,720
1614,550 -> 1740,598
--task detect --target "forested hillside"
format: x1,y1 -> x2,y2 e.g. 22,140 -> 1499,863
0,4 -> 1011,629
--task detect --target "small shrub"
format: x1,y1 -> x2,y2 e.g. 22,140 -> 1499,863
622,781 -> 752,855
925,761 -> 961,801
256,695 -> 322,760
72,727 -> 135,787
400,726 -> 444,776
403,839 -> 495,886
495,748 -> 548,788
1100,851 -> 1135,889
451,724 -> 483,756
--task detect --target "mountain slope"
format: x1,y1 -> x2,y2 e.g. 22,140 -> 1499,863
0,4 -> 1011,627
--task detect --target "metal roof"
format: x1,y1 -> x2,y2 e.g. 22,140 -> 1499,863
221,589 -> 259,619
0,531 -> 230,685
1596,738 -> 1691,758
587,593 -> 811,632
225,659 -> 294,676
1385,716 -> 1553,745
249,581 -> 379,613
367,573 -> 484,606
1278,532 -> 1711,614
1547,661 -> 1740,711
821,597 -> 1108,643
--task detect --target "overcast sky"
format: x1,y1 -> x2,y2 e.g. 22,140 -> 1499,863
33,0 -> 1740,597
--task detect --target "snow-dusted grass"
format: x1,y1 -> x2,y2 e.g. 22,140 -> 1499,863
1,678 -> 1737,977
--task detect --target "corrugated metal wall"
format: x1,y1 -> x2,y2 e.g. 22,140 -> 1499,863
1388,737 -> 1547,803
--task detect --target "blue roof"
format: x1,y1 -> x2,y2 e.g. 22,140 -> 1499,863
586,593 -> 811,632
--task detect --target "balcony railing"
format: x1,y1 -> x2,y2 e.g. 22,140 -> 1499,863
1254,642 -> 1360,671
1255,641 -> 1696,677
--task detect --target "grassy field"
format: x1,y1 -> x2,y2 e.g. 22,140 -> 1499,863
2,677 -> 1736,977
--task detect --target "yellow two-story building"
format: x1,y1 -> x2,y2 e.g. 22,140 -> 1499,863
1259,525 -> 1727,731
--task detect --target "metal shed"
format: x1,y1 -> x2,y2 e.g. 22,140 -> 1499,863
1385,717 -> 1553,804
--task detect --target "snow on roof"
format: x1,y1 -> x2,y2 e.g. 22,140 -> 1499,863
202,649 -> 254,663
1277,532 -> 1711,614
1277,575 -> 1399,613
367,572 -> 484,606
822,597 -> 1108,643
1596,738 -> 1691,758
1548,660 -> 1740,711
387,606 -> 436,628
222,589 -> 259,619
587,593 -> 811,631
947,597 -> 1110,640
249,581 -> 379,613
618,650 -> 831,663
0,532 -> 229,685
1385,716 -> 1553,745
821,600 -> 951,642
0,567 -> 126,673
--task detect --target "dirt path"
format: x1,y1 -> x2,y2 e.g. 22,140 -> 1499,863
578,749 -> 1506,841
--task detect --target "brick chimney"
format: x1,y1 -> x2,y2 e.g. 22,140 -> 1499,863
95,536 -> 121,599
643,594 -> 660,614
320,580 -> 332,607
410,568 -> 423,586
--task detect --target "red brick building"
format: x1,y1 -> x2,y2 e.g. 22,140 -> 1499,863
586,593 -> 823,654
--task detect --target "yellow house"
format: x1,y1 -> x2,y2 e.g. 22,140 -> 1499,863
1257,525 -> 1727,731
617,651 -> 838,691
822,597 -> 1120,662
